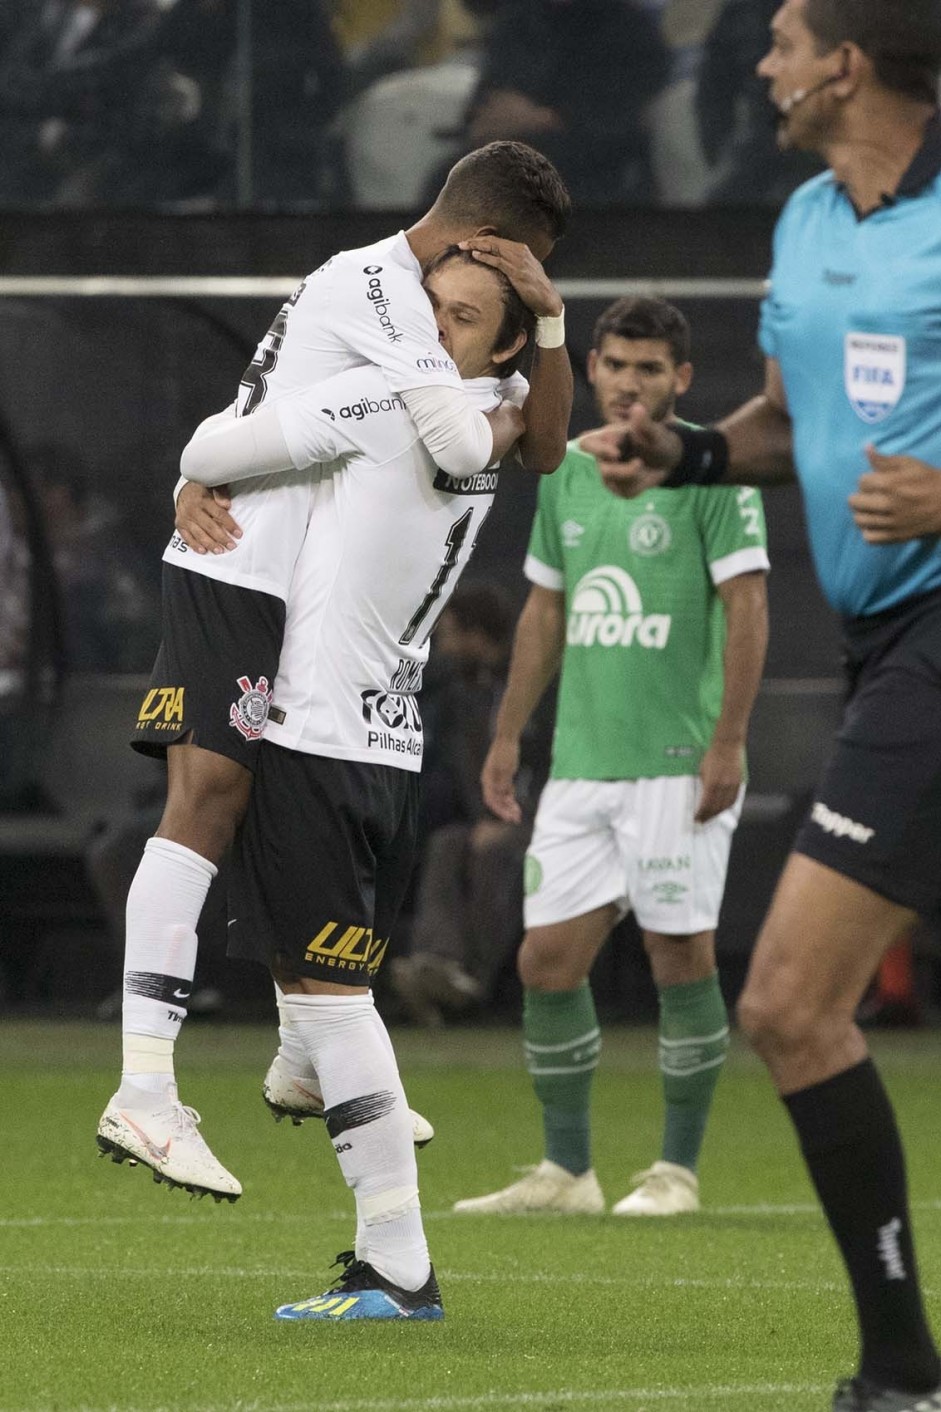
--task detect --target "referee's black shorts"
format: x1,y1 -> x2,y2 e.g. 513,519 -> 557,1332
227,743 -> 420,986
794,585 -> 941,916
131,564 -> 285,772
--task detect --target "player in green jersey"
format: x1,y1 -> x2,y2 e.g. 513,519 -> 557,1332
453,296 -> 770,1216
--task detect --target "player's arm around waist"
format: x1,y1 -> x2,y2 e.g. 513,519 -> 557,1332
180,403 -> 296,486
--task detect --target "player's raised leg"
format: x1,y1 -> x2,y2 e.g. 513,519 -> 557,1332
97,570 -> 283,1201
96,741 -> 248,1200
262,980 -> 435,1148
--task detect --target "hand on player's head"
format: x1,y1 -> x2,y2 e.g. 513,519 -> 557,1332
457,237 -> 562,320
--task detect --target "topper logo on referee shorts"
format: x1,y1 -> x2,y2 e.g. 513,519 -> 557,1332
811,800 -> 875,844
229,675 -> 272,741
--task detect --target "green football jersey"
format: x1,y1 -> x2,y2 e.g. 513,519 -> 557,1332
526,440 -> 769,780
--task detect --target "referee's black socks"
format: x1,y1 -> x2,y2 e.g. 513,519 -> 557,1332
783,1058 -> 940,1393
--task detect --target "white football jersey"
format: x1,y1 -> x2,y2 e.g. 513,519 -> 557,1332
264,365 -> 528,772
162,231 -> 464,599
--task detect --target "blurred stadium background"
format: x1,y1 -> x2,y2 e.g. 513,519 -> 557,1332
0,0 -> 937,1027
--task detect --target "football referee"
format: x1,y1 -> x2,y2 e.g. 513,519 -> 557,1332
583,3 -> 941,1409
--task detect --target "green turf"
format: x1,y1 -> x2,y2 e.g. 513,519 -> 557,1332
1,1021 -> 939,1412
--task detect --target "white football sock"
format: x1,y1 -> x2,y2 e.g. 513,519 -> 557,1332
273,982 -> 318,1080
119,837 -> 216,1099
281,991 -> 430,1291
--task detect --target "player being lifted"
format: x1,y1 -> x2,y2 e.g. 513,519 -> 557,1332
96,142 -> 572,1203
453,297 -> 769,1217
173,246 -> 567,1320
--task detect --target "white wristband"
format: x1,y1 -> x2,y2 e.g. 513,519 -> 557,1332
535,308 -> 565,349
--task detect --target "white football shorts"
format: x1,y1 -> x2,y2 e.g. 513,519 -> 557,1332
523,775 -> 744,935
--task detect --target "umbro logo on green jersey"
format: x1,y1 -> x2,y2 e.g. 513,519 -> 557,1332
561,519 -> 584,548
567,566 -> 671,650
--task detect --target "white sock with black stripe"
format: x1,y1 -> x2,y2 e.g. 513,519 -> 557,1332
281,991 -> 429,1291
119,837 -> 216,1101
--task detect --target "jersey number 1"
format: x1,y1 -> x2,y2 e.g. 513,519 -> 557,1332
399,507 -> 485,647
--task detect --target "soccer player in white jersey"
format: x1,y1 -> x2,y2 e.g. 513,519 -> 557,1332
95,142 -> 571,1203
452,297 -> 769,1218
177,248 -> 567,1320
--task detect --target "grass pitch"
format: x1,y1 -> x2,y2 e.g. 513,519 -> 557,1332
1,1020 -> 939,1412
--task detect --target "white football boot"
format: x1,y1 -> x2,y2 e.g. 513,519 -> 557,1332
611,1160 -> 700,1216
96,1086 -> 241,1202
262,1053 -> 435,1148
453,1159 -> 605,1214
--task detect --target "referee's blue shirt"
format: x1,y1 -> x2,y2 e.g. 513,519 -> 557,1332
759,112 -> 941,618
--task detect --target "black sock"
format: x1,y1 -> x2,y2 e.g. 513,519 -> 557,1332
784,1058 -> 940,1392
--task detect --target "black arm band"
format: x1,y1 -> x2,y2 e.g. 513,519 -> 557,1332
662,425 -> 730,487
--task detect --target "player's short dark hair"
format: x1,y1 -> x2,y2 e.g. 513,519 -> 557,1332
804,0 -> 941,102
433,141 -> 571,246
591,296 -> 692,368
423,246 -> 536,376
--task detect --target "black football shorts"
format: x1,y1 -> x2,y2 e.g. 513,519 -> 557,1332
227,742 -> 420,986
794,585 -> 941,916
131,564 -> 285,772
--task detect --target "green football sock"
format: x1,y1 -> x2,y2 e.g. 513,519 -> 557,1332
658,972 -> 729,1173
523,983 -> 601,1177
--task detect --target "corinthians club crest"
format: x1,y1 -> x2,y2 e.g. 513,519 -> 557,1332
229,674 -> 272,741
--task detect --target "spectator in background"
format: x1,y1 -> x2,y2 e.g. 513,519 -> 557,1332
32,447 -> 159,671
0,0 -> 228,207
389,585 -> 552,1026
434,0 -> 670,206
0,450 -> 66,811
644,0 -> 726,205
696,0 -> 821,204
336,0 -> 485,94
137,0 -> 347,208
0,477 -> 33,805
243,0 -> 347,206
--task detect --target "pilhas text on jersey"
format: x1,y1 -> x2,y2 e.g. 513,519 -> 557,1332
367,730 -> 423,757
362,265 -> 403,343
